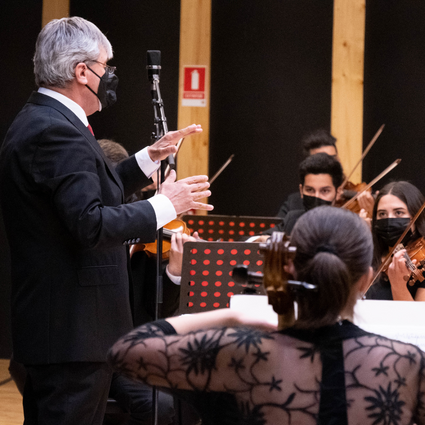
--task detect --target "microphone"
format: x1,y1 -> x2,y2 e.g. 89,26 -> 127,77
146,50 -> 175,169
146,50 -> 161,82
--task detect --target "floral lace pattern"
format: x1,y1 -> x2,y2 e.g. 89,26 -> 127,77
109,321 -> 425,425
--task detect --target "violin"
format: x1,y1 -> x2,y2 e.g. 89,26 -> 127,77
340,159 -> 401,214
334,181 -> 371,214
130,138 -> 189,260
380,237 -> 425,286
129,219 -> 190,260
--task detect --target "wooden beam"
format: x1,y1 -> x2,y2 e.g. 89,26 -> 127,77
331,0 -> 366,184
42,0 -> 70,27
177,0 -> 211,213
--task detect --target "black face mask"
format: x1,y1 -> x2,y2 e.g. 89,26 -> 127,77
86,66 -> 119,109
302,194 -> 333,211
374,217 -> 413,247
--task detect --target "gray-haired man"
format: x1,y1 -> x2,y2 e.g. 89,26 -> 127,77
0,17 -> 212,424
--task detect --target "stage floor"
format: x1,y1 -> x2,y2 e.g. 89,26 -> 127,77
0,358 -> 23,425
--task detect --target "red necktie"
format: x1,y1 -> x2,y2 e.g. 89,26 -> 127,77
87,124 -> 95,137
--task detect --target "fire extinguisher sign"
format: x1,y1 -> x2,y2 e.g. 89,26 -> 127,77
182,66 -> 207,107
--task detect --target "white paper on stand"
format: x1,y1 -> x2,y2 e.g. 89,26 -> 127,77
354,299 -> 425,351
230,295 -> 425,352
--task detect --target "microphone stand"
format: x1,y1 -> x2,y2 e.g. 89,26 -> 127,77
150,73 -> 167,322
148,57 -> 174,425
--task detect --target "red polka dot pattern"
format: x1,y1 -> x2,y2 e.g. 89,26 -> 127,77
179,241 -> 265,313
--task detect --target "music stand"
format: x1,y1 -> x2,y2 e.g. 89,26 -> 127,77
179,241 -> 266,314
181,214 -> 283,241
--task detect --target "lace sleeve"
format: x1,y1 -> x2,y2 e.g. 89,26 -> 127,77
414,348 -> 425,424
108,321 -> 276,393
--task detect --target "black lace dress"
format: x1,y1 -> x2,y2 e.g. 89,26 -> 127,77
109,319 -> 425,425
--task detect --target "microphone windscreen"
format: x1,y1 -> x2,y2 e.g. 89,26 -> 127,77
147,50 -> 161,67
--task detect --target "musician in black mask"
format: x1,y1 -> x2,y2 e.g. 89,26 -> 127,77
277,129 -> 338,218
262,153 -> 343,237
367,181 -> 425,301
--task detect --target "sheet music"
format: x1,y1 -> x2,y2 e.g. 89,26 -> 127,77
230,296 -> 425,351
354,299 -> 425,351
356,324 -> 425,351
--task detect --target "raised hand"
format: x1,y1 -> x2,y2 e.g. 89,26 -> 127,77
159,169 -> 213,215
147,124 -> 202,162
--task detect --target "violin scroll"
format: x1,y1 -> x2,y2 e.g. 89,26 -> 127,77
261,232 -> 295,328
233,232 -> 317,330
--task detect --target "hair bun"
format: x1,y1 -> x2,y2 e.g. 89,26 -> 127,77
316,244 -> 337,256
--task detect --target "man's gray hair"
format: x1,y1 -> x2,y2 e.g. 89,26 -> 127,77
33,17 -> 113,88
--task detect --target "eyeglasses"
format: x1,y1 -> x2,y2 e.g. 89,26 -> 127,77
86,60 -> 116,75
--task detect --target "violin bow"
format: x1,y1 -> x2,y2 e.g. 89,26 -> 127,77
365,199 -> 425,295
340,124 -> 385,191
209,154 -> 235,185
341,158 -> 401,210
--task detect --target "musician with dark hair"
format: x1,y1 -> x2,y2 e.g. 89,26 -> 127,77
367,181 -> 425,301
268,152 -> 343,236
301,128 -> 338,158
277,129 -> 338,217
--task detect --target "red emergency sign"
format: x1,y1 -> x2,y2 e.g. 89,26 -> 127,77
182,66 -> 207,107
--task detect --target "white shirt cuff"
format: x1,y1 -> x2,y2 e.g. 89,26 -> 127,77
135,147 -> 159,178
166,265 -> 182,285
245,236 -> 261,242
147,194 -> 177,230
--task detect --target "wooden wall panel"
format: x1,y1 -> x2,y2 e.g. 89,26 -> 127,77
177,0 -> 212,190
331,0 -> 366,184
42,0 -> 69,27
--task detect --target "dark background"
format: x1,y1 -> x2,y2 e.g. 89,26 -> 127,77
1,0 -> 425,356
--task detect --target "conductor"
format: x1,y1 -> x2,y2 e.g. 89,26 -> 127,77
0,16 -> 212,425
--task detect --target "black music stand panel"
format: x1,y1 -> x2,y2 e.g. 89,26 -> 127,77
181,214 -> 283,241
179,241 -> 265,314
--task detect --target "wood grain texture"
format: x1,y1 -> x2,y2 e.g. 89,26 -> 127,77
177,0 -> 211,214
331,0 -> 365,184
42,0 -> 70,27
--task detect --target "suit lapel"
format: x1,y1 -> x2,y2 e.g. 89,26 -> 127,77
28,92 -> 125,195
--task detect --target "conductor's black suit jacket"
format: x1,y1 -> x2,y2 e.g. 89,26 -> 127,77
0,92 -> 158,365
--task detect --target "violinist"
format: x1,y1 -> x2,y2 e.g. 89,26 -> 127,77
264,152 -> 343,236
277,129 -> 338,218
108,206 -> 425,425
277,128 -> 375,220
367,181 -> 425,301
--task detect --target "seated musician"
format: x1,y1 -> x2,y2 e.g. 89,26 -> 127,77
277,129 -> 374,220
367,181 -> 425,301
263,152 -> 343,236
108,206 -> 425,425
277,129 -> 338,217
